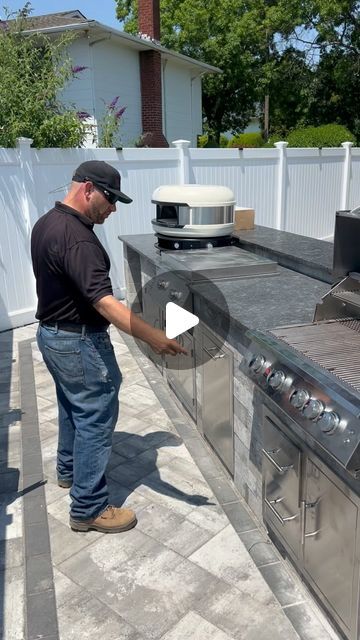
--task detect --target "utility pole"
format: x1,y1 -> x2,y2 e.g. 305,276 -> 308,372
264,94 -> 269,140
263,23 -> 270,141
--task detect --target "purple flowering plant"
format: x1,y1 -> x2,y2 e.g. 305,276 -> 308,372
108,96 -> 120,110
99,96 -> 127,147
76,111 -> 91,120
71,65 -> 89,77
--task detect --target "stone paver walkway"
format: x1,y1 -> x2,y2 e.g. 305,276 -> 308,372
0,324 -> 341,640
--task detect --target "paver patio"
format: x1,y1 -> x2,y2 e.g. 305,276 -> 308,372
0,323 -> 341,640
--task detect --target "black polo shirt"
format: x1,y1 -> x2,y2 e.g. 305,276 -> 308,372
31,201 -> 113,326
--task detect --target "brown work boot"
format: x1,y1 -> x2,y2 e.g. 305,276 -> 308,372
58,478 -> 72,489
70,505 -> 137,533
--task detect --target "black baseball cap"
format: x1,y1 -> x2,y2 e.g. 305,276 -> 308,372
72,160 -> 132,204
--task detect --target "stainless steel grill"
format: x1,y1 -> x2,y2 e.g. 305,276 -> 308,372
242,208 -> 360,640
272,319 -> 360,393
333,290 -> 360,305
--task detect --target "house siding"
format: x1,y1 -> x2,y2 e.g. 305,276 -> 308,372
59,36 -> 95,116
57,31 -> 206,147
92,39 -> 142,147
163,61 -> 202,146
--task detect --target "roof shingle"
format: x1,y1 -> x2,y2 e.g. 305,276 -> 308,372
7,10 -> 89,30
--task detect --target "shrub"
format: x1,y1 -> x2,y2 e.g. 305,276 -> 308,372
0,5 -> 88,148
197,134 -> 228,148
263,134 -> 285,147
98,96 -> 126,148
287,124 -> 355,147
36,113 -> 86,148
197,134 -> 207,147
227,132 -> 264,148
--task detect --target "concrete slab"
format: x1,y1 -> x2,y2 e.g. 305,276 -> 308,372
136,502 -> 214,557
195,582 -> 300,640
0,565 -> 24,640
58,529 -> 223,640
161,611 -> 236,640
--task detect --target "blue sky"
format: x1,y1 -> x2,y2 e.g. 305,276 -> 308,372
4,1 -> 122,29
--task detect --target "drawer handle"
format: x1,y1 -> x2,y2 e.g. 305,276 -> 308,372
301,499 -> 320,545
204,347 -> 226,360
262,448 -> 294,474
265,497 -> 298,525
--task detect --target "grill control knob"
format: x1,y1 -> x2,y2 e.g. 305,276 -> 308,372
249,354 -> 266,373
157,280 -> 169,290
267,370 -> 286,390
169,290 -> 182,301
290,389 -> 310,410
303,399 -> 325,421
318,411 -> 340,434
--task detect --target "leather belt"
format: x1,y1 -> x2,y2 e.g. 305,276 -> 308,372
40,322 -> 108,334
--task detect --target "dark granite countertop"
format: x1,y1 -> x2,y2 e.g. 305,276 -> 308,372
119,233 -> 329,336
120,228 -> 335,284
233,225 -> 334,284
191,267 -> 329,334
119,233 -> 163,267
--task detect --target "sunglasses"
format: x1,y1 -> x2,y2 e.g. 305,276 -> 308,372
93,183 -> 118,205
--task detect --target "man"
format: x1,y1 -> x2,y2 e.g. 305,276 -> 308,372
31,160 -> 186,534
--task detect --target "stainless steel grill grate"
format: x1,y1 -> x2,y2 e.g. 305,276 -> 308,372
333,290 -> 360,305
271,319 -> 360,393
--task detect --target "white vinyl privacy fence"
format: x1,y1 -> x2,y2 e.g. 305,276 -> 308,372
1,137 -> 360,332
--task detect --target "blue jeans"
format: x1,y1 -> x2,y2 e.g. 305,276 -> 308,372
37,324 -> 122,520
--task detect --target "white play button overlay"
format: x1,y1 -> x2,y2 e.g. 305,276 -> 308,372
165,302 -> 199,339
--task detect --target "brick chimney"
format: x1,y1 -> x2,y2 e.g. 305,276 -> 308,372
138,0 -> 168,147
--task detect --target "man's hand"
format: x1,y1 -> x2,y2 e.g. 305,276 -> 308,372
148,328 -> 187,356
94,296 -> 187,356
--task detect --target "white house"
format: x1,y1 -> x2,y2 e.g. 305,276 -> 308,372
23,7 -> 221,147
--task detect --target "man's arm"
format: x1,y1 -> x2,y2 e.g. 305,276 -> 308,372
94,295 -> 186,356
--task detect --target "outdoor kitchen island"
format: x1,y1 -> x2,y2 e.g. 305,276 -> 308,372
120,231 -> 329,519
120,229 -> 360,639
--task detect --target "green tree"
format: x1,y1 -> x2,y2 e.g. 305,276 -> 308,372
116,0 -> 360,142
0,3 -> 86,147
116,0 -> 260,143
305,49 -> 360,141
285,0 -> 360,55
266,47 -> 313,136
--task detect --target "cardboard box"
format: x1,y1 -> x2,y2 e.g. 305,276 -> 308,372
234,207 -> 255,230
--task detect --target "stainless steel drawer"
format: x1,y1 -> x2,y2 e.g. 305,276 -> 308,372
263,413 -> 302,559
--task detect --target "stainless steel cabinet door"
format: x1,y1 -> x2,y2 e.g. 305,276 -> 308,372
142,295 -> 164,373
166,331 -> 196,419
304,457 -> 358,633
202,331 -> 233,475
263,414 -> 302,560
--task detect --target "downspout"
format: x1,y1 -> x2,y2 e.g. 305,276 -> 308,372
162,58 -> 168,140
191,71 -> 206,146
87,32 -> 97,142
89,32 -> 112,145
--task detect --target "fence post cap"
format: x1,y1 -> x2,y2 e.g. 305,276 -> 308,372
274,141 -> 289,149
341,141 -> 354,148
16,137 -> 33,147
172,139 -> 191,149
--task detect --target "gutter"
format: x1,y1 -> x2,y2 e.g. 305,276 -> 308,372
23,20 -> 222,74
